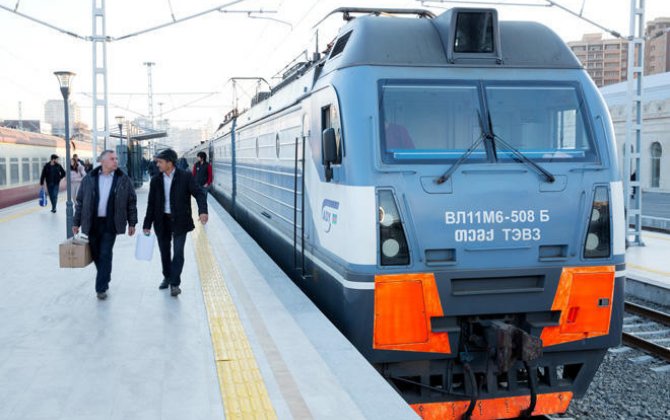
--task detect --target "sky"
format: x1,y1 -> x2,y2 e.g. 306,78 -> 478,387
0,0 -> 669,135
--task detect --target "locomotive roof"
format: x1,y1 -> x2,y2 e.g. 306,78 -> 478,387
321,9 -> 581,71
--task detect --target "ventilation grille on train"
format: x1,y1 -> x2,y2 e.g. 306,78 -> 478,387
330,31 -> 353,58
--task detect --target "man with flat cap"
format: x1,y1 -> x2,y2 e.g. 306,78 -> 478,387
143,149 -> 208,296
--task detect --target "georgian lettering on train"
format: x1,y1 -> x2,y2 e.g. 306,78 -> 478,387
445,209 -> 551,243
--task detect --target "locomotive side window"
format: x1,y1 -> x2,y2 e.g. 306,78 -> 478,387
0,157 -> 6,186
485,84 -> 596,161
380,83 -> 483,162
321,104 -> 342,164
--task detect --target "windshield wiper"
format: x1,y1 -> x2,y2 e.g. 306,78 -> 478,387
435,110 -> 556,184
435,133 -> 485,185
493,134 -> 556,183
483,108 -> 555,183
435,110 -> 492,185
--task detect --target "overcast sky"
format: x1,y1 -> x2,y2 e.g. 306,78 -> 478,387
0,0 -> 668,133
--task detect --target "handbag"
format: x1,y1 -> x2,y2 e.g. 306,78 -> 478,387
39,187 -> 48,207
135,232 -> 155,261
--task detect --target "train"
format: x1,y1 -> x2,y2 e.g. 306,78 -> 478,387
189,7 -> 625,419
0,126 -> 93,209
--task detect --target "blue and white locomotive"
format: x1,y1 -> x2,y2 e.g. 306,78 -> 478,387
196,7 -> 625,419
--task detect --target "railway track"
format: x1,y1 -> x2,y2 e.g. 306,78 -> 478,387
621,301 -> 670,363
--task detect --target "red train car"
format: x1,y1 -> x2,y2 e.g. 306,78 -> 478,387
0,127 -> 94,209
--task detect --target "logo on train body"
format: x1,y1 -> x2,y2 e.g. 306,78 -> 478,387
321,199 -> 339,233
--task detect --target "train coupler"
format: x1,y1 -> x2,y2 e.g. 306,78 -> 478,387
482,320 -> 543,374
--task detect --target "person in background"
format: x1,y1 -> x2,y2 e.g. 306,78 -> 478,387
70,155 -> 86,199
143,149 -> 208,297
176,157 -> 189,171
39,154 -> 66,213
192,151 -> 213,190
83,159 -> 93,173
147,159 -> 159,178
73,150 -> 137,300
73,153 -> 84,166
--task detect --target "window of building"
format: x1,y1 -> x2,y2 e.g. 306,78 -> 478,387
651,142 -> 662,188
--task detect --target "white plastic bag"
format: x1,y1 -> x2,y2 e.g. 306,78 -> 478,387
135,232 -> 155,261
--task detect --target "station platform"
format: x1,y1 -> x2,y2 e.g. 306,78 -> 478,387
625,230 -> 670,306
0,189 -> 416,420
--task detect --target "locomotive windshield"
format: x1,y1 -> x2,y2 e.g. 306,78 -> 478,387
380,81 -> 597,164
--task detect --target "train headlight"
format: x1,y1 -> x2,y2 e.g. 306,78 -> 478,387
583,186 -> 611,259
382,239 -> 401,258
591,208 -> 601,222
585,233 -> 600,251
377,190 -> 410,266
379,206 -> 394,227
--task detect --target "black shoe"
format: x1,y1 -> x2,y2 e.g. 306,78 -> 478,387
51,209 -> 56,213
96,292 -> 107,300
170,285 -> 181,297
159,279 -> 169,290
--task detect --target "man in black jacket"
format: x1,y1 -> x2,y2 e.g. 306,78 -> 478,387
39,154 -> 66,213
73,150 -> 138,300
143,149 -> 208,297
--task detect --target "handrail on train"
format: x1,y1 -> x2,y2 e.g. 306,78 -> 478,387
312,7 -> 436,29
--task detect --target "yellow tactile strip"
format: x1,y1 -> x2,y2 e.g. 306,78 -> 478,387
193,223 -> 277,419
0,206 -> 41,224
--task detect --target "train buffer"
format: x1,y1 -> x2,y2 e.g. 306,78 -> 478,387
0,188 -> 416,419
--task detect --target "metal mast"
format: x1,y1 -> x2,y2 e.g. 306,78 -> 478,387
624,0 -> 645,246
143,62 -> 156,128
18,101 -> 23,130
91,0 -> 109,154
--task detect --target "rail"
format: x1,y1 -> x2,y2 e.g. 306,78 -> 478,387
621,301 -> 670,363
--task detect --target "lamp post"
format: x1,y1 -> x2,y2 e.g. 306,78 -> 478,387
54,71 -> 76,239
115,115 -> 125,173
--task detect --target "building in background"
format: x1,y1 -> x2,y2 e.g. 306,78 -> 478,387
568,33 -> 629,87
645,17 -> 670,75
600,72 -> 670,192
167,126 -> 208,154
568,18 -> 670,87
44,99 -> 80,137
0,119 -> 41,133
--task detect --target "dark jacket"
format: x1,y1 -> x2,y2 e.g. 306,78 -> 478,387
143,168 -> 207,237
192,161 -> 212,186
40,162 -> 66,186
74,167 -> 138,235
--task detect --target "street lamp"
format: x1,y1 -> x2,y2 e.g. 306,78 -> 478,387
54,71 -> 76,239
115,115 -> 125,172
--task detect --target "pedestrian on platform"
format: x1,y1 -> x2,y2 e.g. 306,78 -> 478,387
70,155 -> 86,199
176,157 -> 189,171
39,154 -> 66,213
143,148 -> 208,297
73,150 -> 138,300
192,151 -> 213,191
147,159 -> 159,177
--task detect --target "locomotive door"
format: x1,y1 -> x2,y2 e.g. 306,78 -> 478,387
293,113 -> 308,276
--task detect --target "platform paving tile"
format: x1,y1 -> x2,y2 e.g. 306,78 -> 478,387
0,189 -> 224,420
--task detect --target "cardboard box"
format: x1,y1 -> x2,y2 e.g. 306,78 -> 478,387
59,238 -> 93,268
